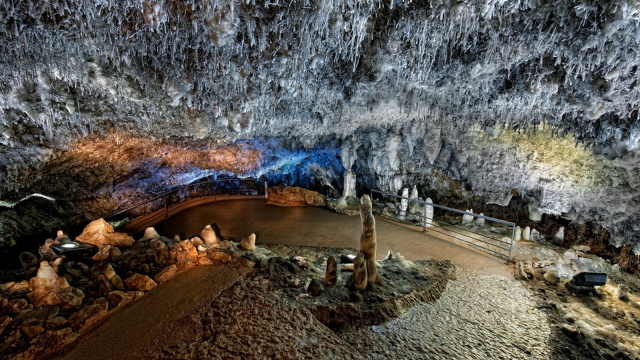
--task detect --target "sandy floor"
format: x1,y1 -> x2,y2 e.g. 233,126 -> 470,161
157,199 -> 511,277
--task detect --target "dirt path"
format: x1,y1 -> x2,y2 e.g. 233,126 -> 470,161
157,199 -> 512,277
53,265 -> 253,360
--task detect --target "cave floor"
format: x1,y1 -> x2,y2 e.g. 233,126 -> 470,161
155,199 -> 512,277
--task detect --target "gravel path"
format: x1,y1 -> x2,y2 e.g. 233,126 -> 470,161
340,268 -> 552,359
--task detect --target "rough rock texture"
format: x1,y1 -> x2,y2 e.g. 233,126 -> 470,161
28,262 -> 84,309
1,1 -> 640,262
75,219 -> 134,248
124,274 -> 157,292
240,233 -> 256,251
359,195 -> 380,284
267,186 -> 327,207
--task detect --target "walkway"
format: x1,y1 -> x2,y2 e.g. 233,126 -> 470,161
156,199 -> 511,277
55,265 -> 253,360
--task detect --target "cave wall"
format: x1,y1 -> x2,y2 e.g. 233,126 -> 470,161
1,1 -> 640,254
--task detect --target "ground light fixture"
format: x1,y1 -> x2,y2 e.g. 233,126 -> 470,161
51,241 -> 96,259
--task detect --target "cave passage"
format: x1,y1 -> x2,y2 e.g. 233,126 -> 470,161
156,199 -> 511,277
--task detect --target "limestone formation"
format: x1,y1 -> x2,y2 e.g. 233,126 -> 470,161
150,239 -> 170,266
554,227 -> 565,241
475,214 -> 485,226
523,226 -> 531,241
267,186 -> 327,206
107,290 -> 144,309
359,194 -> 380,284
124,274 -> 157,292
91,244 -> 112,261
528,205 -> 542,222
342,169 -> 357,198
68,297 -> 109,332
19,252 -> 38,268
423,198 -> 434,228
39,239 -> 58,261
399,187 -> 409,220
384,250 -> 393,261
461,209 -> 474,224
141,227 -> 161,241
324,256 -> 337,286
530,229 -> 541,242
514,226 -> 522,241
55,230 -> 72,244
393,252 -> 406,264
200,225 -> 219,247
352,252 -> 368,291
76,219 -> 134,248
154,264 -> 178,284
28,261 -> 84,308
408,185 -> 420,214
171,239 -> 199,270
240,233 -> 256,251
307,279 -> 324,296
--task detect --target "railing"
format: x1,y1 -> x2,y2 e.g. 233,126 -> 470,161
370,189 -> 515,261
107,178 -> 268,224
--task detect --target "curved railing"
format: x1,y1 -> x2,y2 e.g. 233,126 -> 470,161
107,178 -> 268,228
370,189 -> 515,261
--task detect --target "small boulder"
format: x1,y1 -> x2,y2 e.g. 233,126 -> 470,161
307,279 -> 324,296
573,245 -> 591,252
68,298 -> 109,332
150,239 -> 170,266
154,264 -> 178,284
461,209 -> 474,224
125,274 -> 157,292
543,269 -> 560,285
19,252 -> 39,269
240,233 -> 256,251
107,290 -> 144,309
76,218 -> 134,248
474,214 -> 485,226
208,250 -> 232,263
92,244 -> 112,261
39,239 -> 58,261
172,239 -> 198,270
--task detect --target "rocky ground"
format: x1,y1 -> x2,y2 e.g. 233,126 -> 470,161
1,203 -> 640,359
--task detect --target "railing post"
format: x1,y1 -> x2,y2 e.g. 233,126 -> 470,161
508,225 -> 515,262
163,194 -> 168,218
422,204 -> 427,231
264,181 -> 268,199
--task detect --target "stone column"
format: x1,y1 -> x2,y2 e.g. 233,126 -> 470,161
399,187 -> 409,220
360,195 -> 380,284
423,197 -> 434,229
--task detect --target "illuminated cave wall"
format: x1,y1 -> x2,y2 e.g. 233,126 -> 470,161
1,1 -> 640,256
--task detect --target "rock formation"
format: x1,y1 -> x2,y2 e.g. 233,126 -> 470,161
423,198 -> 434,228
200,225 -> 219,247
523,226 -> 531,241
324,256 -> 337,286
75,219 -> 134,248
359,195 -> 380,284
240,233 -> 256,251
352,252 -> 368,291
141,227 -> 161,241
461,210 -> 474,225
19,252 -> 38,269
124,274 -> 157,292
399,187 -> 409,220
28,261 -> 84,309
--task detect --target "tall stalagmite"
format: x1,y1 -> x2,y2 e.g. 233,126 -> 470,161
360,194 -> 380,284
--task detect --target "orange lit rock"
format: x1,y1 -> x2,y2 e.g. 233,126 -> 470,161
76,218 -> 134,248
154,264 -> 178,284
68,298 -> 109,332
240,233 -> 256,251
28,261 -> 84,309
124,274 -> 157,292
107,290 -> 144,309
171,239 -> 199,265
267,186 -> 327,206
200,225 -> 219,247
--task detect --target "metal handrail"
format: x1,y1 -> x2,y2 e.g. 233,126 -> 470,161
370,189 -> 515,227
370,189 -> 515,261
108,177 -> 265,219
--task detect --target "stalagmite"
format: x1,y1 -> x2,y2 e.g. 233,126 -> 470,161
399,187 -> 409,220
324,256 -> 337,286
462,209 -> 474,224
554,227 -> 565,241
423,198 -> 434,228
352,251 -> 367,291
200,225 -> 219,247
342,169 -> 356,198
240,233 -> 256,251
475,213 -> 485,226
409,185 -> 420,214
141,227 -> 161,241
514,226 -> 522,241
360,194 -> 380,284
523,226 -> 531,241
